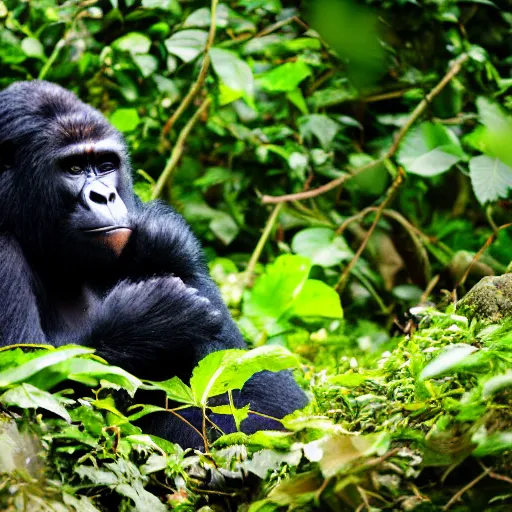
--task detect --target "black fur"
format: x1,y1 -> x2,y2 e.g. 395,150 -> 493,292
0,81 -> 308,448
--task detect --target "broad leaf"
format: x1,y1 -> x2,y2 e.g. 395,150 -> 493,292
298,114 -> 340,150
420,344 -> 477,380
190,346 -> 300,405
165,29 -> 208,62
0,346 -> 94,388
290,280 -> 343,319
257,60 -> 311,92
469,155 -> 512,204
292,228 -> 352,267
147,376 -> 195,405
398,122 -> 466,176
113,32 -> 151,55
210,48 -> 254,98
1,383 -> 71,422
243,254 -> 311,320
110,108 -> 140,132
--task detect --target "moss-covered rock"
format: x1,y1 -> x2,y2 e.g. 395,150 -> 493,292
457,274 -> 512,323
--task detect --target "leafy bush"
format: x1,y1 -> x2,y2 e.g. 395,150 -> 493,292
2,0 -> 512,509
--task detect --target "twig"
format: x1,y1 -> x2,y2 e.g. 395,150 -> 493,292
261,53 -> 469,205
168,409 -> 207,451
336,169 -> 405,292
245,203 -> 283,282
443,467 -> 490,510
361,88 -> 412,103
384,53 -> 469,159
421,274 -> 440,304
152,97 -> 212,199
255,15 -> 308,38
38,39 -> 66,80
261,162 -> 377,204
455,222 -> 512,290
161,0 -> 219,137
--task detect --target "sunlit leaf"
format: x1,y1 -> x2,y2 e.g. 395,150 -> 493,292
1,383 -> 71,422
292,228 -> 352,267
165,29 -> 208,62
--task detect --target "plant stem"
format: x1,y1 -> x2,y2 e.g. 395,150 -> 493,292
152,97 -> 211,199
161,0 -> 219,138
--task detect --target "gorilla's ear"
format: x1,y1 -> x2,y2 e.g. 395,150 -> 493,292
0,141 -> 16,172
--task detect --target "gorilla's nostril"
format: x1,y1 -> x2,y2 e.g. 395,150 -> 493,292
90,190 -> 108,205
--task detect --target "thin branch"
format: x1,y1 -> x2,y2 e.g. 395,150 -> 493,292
336,169 -> 405,292
255,15 -> 308,38
443,467 -> 490,510
261,162 -> 377,204
361,88 -> 412,103
245,203 -> 283,282
161,0 -> 219,138
455,222 -> 512,290
38,39 -> 66,80
168,409 -> 207,451
385,53 -> 469,159
152,97 -> 212,199
261,53 -> 469,205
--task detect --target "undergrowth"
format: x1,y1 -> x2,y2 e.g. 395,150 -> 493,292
1,306 -> 512,511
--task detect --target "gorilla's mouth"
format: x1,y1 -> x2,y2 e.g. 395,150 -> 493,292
83,226 -> 132,234
82,227 -> 133,256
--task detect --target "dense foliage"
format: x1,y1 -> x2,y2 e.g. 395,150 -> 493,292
1,0 -> 512,510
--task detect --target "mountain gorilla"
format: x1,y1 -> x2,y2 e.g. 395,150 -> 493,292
0,80 -> 307,448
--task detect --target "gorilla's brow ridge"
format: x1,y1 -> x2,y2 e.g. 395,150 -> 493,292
57,139 -> 125,159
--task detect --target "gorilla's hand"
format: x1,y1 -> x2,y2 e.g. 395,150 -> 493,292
120,202 -> 206,280
85,276 -> 223,376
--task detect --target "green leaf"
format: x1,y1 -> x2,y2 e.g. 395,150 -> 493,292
243,255 -> 311,320
110,108 -> 141,132
147,376 -> 195,405
420,344 -> 478,380
292,228 -> 352,267
286,89 -> 309,115
183,5 -> 229,28
165,29 -> 208,62
190,346 -> 300,405
482,372 -> 512,398
398,122 -> 466,176
473,431 -> 512,457
113,32 -> 151,55
257,60 -> 311,92
210,48 -> 254,97
298,114 -> 340,150
469,155 -> 512,204
21,37 -> 44,58
290,280 -> 343,319
1,383 -> 71,422
58,358 -> 141,397
133,54 -> 158,77
210,212 -> 239,245
0,346 -> 94,388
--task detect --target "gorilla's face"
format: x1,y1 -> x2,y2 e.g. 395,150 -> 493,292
0,81 -> 136,277
55,144 -> 132,258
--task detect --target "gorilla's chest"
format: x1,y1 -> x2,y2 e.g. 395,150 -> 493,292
51,287 -> 99,332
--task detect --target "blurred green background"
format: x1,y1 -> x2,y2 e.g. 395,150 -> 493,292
1,0 -> 511,343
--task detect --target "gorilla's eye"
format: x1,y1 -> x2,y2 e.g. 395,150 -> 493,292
98,161 -> 117,174
68,165 -> 83,175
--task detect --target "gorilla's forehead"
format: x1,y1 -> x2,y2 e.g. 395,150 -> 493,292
48,111 -> 120,148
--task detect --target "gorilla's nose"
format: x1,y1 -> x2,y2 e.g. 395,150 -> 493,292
82,180 -> 128,227
88,182 -> 117,205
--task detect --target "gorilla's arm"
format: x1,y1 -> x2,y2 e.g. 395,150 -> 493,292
118,201 -> 246,358
0,235 -> 47,344
76,276 -> 225,379
0,234 -> 223,380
